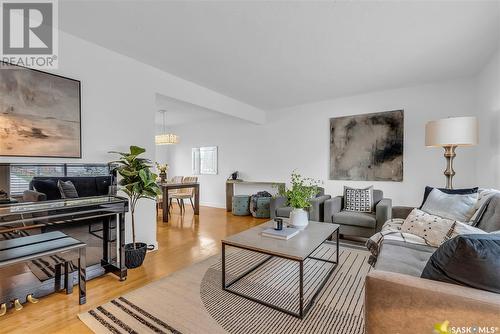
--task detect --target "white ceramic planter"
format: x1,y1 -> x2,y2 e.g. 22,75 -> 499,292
290,208 -> 309,229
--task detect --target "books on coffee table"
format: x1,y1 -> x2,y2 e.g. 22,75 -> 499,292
262,227 -> 300,240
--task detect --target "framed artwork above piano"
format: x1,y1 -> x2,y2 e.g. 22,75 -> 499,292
0,62 -> 81,158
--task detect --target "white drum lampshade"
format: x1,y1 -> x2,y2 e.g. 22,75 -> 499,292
424,116 -> 478,189
425,116 -> 478,147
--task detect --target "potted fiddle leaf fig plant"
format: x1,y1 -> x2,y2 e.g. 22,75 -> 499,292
277,171 -> 321,229
110,146 -> 160,269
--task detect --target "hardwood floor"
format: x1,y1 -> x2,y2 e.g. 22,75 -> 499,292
1,205 -> 266,334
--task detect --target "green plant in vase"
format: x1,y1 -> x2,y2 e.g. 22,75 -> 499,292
110,145 -> 160,268
277,171 -> 321,229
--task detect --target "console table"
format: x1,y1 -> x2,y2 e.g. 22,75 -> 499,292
225,180 -> 285,211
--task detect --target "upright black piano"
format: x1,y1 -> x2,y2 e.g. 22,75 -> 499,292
0,196 -> 128,303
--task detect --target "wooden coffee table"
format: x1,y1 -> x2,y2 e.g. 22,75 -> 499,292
221,221 -> 340,319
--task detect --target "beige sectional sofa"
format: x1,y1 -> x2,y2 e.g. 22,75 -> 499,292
364,196 -> 500,333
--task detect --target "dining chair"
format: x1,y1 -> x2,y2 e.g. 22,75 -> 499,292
170,176 -> 198,213
157,175 -> 184,215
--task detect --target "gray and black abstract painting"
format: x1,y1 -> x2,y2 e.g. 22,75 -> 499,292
329,110 -> 404,181
0,65 -> 81,157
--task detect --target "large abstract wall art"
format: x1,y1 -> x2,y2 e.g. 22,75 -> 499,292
329,110 -> 404,181
0,63 -> 81,157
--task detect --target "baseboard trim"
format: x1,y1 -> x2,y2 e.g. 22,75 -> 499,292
200,201 -> 226,209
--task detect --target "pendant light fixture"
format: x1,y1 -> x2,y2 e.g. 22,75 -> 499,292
155,110 -> 179,145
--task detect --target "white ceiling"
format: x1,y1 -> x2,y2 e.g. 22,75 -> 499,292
60,1 -> 500,110
155,94 -> 227,127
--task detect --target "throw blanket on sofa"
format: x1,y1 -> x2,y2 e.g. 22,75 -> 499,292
366,218 -> 428,266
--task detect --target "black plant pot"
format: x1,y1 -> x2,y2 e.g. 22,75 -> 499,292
125,242 -> 148,269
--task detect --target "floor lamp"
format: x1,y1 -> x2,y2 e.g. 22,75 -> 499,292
425,116 -> 478,189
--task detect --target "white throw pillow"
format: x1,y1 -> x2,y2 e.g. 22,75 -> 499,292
421,188 -> 478,222
448,221 -> 487,239
401,209 -> 455,247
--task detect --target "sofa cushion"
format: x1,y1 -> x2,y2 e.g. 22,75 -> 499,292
470,189 -> 500,222
66,177 -> 99,197
419,186 -> 478,209
421,188 -> 478,222
32,179 -> 61,200
475,194 -> 500,232
276,207 -> 292,218
375,240 -> 435,277
94,176 -> 112,196
421,234 -> 500,293
333,211 -> 376,228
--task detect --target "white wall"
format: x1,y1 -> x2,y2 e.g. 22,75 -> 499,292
476,48 -> 500,189
167,78 -> 479,208
0,31 -> 266,248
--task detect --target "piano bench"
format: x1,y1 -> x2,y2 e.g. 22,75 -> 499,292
0,231 -> 87,313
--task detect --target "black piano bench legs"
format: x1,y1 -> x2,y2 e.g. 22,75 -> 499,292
54,248 -> 86,305
78,248 -> 87,305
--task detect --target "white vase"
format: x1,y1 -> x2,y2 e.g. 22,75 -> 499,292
290,208 -> 309,230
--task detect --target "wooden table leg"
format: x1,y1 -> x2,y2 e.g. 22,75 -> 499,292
78,248 -> 86,305
162,186 -> 169,223
226,182 -> 233,212
194,184 -> 200,215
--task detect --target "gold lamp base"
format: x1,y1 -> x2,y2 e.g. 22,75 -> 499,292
443,145 -> 457,189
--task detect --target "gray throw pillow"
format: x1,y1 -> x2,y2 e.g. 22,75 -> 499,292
421,188 -> 477,222
421,234 -> 500,293
57,180 -> 79,199
343,186 -> 373,213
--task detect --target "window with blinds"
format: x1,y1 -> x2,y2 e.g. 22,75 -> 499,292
66,165 -> 110,177
9,165 -> 64,195
8,164 -> 111,195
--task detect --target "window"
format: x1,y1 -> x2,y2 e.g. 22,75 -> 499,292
7,164 -> 111,195
9,165 -> 64,195
192,146 -> 218,175
66,165 -> 110,177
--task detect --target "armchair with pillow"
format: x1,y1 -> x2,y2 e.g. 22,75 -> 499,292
270,187 -> 331,222
324,186 -> 392,238
365,187 -> 500,333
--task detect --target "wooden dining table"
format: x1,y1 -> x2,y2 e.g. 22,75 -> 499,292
160,182 -> 200,222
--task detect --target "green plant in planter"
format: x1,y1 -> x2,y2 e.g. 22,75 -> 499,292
110,146 -> 160,249
277,171 -> 321,209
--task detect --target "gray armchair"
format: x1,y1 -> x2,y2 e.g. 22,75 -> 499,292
270,187 -> 331,222
324,189 -> 392,238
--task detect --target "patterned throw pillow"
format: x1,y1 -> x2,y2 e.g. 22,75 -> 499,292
343,186 -> 373,213
401,209 -> 455,247
57,180 -> 79,199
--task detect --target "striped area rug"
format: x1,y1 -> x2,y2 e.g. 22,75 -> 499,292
79,244 -> 371,334
202,244 -> 370,333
